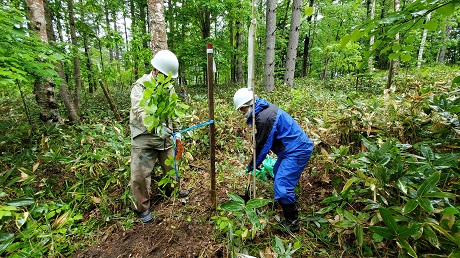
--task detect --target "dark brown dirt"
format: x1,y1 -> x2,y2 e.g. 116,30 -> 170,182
73,160 -> 331,258
73,168 -> 229,258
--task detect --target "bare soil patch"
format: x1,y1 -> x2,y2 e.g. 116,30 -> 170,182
74,161 -> 330,258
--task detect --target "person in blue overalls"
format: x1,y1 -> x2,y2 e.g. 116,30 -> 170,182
233,88 -> 314,232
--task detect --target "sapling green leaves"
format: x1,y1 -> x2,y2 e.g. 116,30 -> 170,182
140,73 -> 189,137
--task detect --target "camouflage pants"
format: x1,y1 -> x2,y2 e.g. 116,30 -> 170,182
130,134 -> 174,213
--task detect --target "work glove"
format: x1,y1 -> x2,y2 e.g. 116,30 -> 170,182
159,125 -> 173,139
176,138 -> 184,159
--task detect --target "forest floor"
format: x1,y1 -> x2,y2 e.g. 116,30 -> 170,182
73,159 -> 332,258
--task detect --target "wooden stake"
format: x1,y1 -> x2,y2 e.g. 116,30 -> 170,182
206,42 -> 217,210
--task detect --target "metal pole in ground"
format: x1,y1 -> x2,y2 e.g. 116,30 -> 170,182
206,42 -> 217,210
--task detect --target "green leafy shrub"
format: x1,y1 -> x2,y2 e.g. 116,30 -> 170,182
140,73 -> 189,135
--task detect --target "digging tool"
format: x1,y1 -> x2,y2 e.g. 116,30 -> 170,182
173,137 -> 189,199
244,173 -> 252,203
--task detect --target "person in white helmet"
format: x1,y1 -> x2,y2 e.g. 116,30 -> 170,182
233,88 -> 314,232
129,50 -> 184,223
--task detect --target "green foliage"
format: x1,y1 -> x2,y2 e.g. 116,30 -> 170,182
342,0 -> 460,67
0,98 -> 132,257
0,5 -> 62,87
214,192 -> 271,256
140,74 -> 189,135
272,235 -> 301,258
1,58 -> 460,257
323,137 -> 460,256
453,76 -> 460,86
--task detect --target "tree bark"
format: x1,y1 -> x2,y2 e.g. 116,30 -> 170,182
368,0 -> 376,72
25,0 -> 62,123
301,0 -> 314,77
67,0 -> 82,110
84,32 -> 96,94
230,17 -> 236,83
417,12 -> 431,69
236,20 -> 244,83
148,0 -> 168,54
98,79 -> 122,121
387,0 -> 400,89
104,2 -> 114,62
43,0 -> 79,122
283,0 -> 302,87
437,22 -> 452,63
264,0 -> 276,92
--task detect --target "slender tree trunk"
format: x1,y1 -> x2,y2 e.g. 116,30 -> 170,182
104,3 -> 114,62
44,0 -> 79,121
279,0 -> 291,41
236,20 -> 244,83
199,5 -> 211,83
139,0 -> 148,53
229,18 -> 236,83
437,22 -> 452,63
147,0 -> 168,54
264,0 -> 276,92
321,54 -> 329,82
113,10 -> 120,61
387,0 -> 400,89
25,0 -> 62,123
84,32 -> 96,94
123,5 -> 129,61
301,0 -> 314,77
375,0 -> 388,70
368,0 -> 376,72
279,0 -> 291,66
98,79 -> 122,121
417,12 -> 431,69
67,0 -> 82,111
130,0 -> 139,77
284,0 -> 302,87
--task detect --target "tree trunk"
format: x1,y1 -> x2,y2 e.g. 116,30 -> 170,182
264,0 -> 276,92
229,18 -> 236,82
283,0 -> 302,87
25,0 -> 62,123
199,5 -> 211,83
84,32 -> 96,94
301,0 -> 314,77
236,20 -> 244,83
130,0 -> 139,76
437,22 -> 452,63
387,0 -> 400,89
113,10 -> 120,61
148,0 -> 168,54
43,0 -> 79,122
417,12 -> 431,69
141,0 -> 150,69
278,0 -> 291,67
368,0 -> 376,72
67,0 -> 82,110
104,3 -> 113,62
98,79 -> 122,121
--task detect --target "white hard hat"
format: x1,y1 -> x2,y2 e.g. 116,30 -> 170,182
233,88 -> 254,110
151,50 -> 179,78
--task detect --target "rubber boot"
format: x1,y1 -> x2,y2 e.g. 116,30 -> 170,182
279,202 -> 299,232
